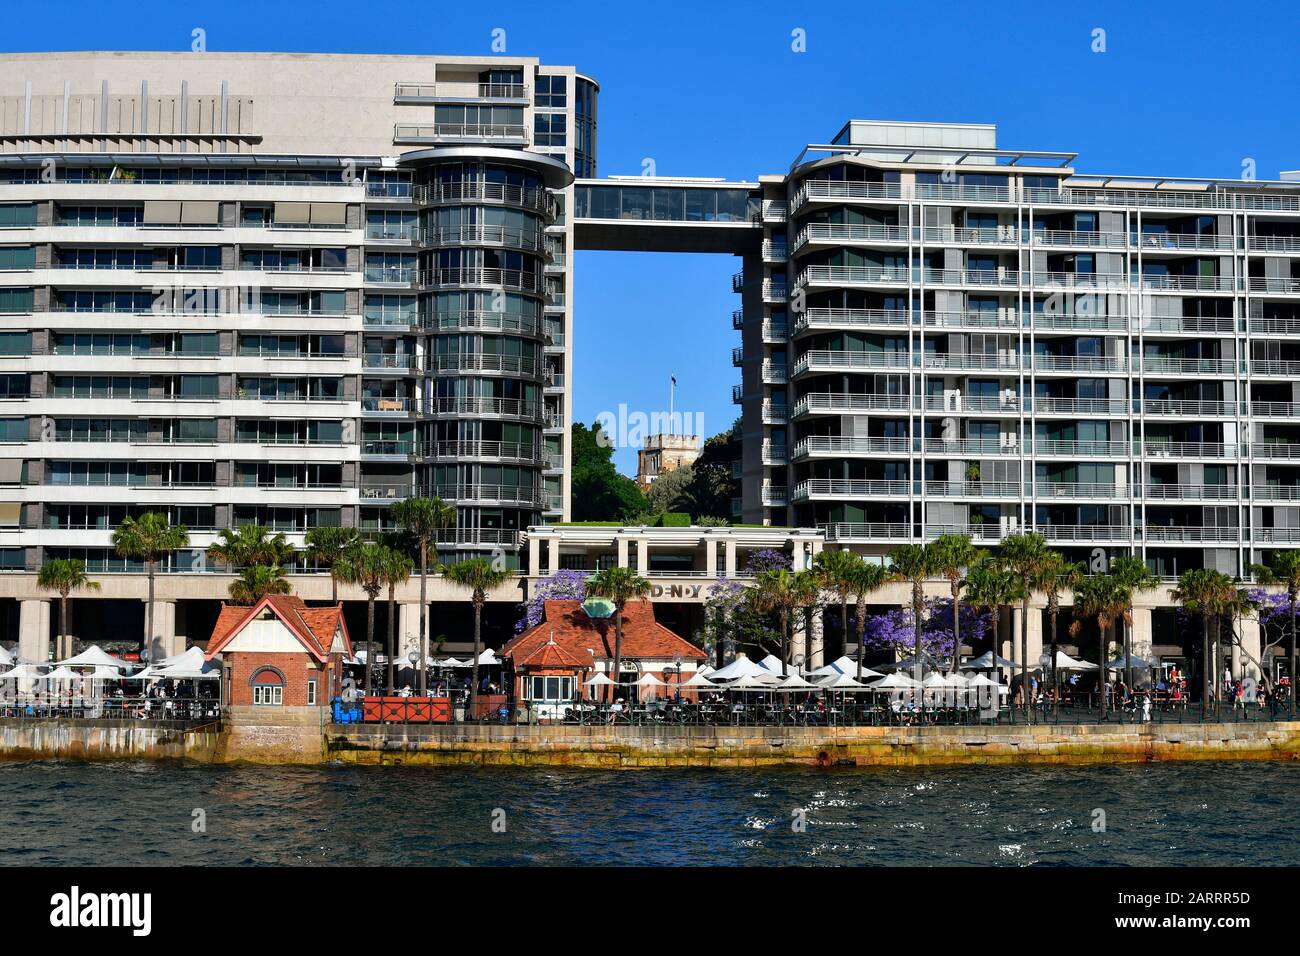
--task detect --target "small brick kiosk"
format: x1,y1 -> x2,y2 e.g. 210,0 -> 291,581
205,594 -> 352,710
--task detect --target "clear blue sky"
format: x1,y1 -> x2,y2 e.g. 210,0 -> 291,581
4,0 -> 1298,472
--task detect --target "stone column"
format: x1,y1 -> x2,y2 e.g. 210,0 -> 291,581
398,603 -> 422,660
1025,605 -> 1044,670
545,538 -> 558,575
1130,606 -> 1154,660
704,539 -> 717,577
527,535 -> 540,576
616,536 -> 629,569
18,599 -> 50,663
724,540 -> 737,577
792,539 -> 807,570
636,539 -> 649,576
147,600 -> 179,661
1235,613 -> 1262,682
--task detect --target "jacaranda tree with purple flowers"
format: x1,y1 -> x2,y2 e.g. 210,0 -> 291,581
515,568 -> 589,633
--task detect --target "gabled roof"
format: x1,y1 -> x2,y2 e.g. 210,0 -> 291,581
205,594 -> 352,663
501,600 -> 706,666
516,639 -> 591,671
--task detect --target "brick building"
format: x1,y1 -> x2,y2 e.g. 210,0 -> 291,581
205,594 -> 352,710
503,599 -> 706,704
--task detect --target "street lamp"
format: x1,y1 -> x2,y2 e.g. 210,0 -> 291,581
1038,651 -> 1052,716
408,649 -> 420,694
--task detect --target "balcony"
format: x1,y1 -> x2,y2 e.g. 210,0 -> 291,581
394,123 -> 528,145
762,240 -> 788,262
762,320 -> 788,343
760,401 -> 787,424
1138,355 -> 1239,377
760,442 -> 787,466
759,201 -> 787,223
760,484 -> 788,506
394,81 -> 528,102
731,346 -> 744,368
761,361 -> 787,384
762,280 -> 788,304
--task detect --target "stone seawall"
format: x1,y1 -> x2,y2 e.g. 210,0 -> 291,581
328,721 -> 1300,769
0,718 -> 222,762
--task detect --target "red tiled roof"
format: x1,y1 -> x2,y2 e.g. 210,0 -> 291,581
516,640 -> 591,671
205,594 -> 351,662
501,600 -> 706,666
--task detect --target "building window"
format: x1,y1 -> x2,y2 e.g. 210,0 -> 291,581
251,666 -> 285,706
307,679 -> 317,706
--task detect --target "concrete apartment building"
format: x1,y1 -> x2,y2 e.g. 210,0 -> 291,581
0,50 -> 1297,677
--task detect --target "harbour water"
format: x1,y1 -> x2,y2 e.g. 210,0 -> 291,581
0,760 -> 1295,866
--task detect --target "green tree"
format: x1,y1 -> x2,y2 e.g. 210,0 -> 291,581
886,544 -> 933,686
571,421 -> 647,521
381,547 -> 414,693
111,513 -> 190,656
747,569 -> 800,675
206,524 -> 295,570
791,569 -> 823,668
680,425 -> 741,522
644,464 -> 694,515
443,558 -> 513,720
1073,573 -> 1131,720
1251,550 -> 1300,717
1108,555 -> 1161,695
36,558 -> 100,660
926,534 -> 984,674
391,496 -> 456,695
814,548 -> 865,668
997,532 -> 1051,720
304,526 -> 359,603
965,558 -> 1024,692
1032,552 -> 1085,716
1173,568 -> 1237,715
586,565 -> 653,699
228,564 -> 292,605
334,542 -> 388,698
846,560 -> 889,680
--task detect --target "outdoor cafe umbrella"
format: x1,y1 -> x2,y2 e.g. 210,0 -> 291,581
584,673 -> 616,687
870,672 -> 922,690
1050,650 -> 1098,671
0,645 -> 13,667
1105,653 -> 1158,671
477,648 -> 500,666
55,645 -> 128,669
0,663 -> 46,680
757,653 -> 791,676
774,672 -> 821,691
45,665 -> 80,682
679,671 -> 717,688
967,673 -> 1006,691
810,655 -> 884,680
819,672 -> 872,691
961,651 -> 1019,670
708,653 -> 770,682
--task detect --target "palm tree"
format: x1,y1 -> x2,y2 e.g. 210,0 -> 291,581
111,513 -> 190,657
206,523 -> 295,570
1173,567 -> 1237,716
846,560 -> 888,680
36,558 -> 100,659
1251,550 -> 1300,717
392,497 -> 457,694
791,568 -> 822,669
1108,555 -> 1161,697
1032,552 -> 1085,716
926,534 -> 983,674
886,544 -> 932,687
304,526 -> 358,603
1073,573 -> 1132,720
965,558 -> 1023,706
443,558 -> 513,721
334,542 -> 387,698
228,564 -> 292,605
997,532 -> 1051,720
747,569 -> 800,675
587,565 -> 653,702
381,547 -> 414,693
813,548 -> 864,665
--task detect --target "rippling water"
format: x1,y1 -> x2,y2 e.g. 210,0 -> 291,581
0,760 -> 1294,866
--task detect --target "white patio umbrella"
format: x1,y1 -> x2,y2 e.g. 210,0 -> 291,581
871,672 -> 921,690
477,648 -> 500,665
635,674 -> 665,687
152,646 -> 203,670
967,673 -> 1006,690
583,673 -> 616,687
820,671 -> 872,691
944,671 -> 970,686
45,665 -> 80,682
55,645 -> 128,669
810,655 -> 885,679
724,674 -> 773,691
708,653 -> 770,682
756,653 -> 794,676
0,645 -> 13,667
1051,650 -> 1098,671
1105,653 -> 1158,671
679,671 -> 717,688
774,672 -> 821,691
962,651 -> 1019,670
0,663 -> 46,680
697,664 -> 715,676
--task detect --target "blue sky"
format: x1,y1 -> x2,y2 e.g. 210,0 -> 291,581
4,0 -> 1298,471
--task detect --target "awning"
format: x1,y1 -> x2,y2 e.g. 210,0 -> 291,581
0,459 -> 22,484
309,203 -> 347,225
274,201 -> 310,224
143,200 -> 182,224
180,201 -> 220,225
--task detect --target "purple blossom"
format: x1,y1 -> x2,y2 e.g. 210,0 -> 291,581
515,569 -> 589,633
743,548 -> 791,575
861,597 -> 989,661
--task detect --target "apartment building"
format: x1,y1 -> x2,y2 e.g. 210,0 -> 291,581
0,51 -> 597,574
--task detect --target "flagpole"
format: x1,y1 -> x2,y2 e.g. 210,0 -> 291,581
669,374 -> 675,436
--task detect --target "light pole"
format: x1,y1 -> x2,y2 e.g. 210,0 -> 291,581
1038,651 -> 1052,722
